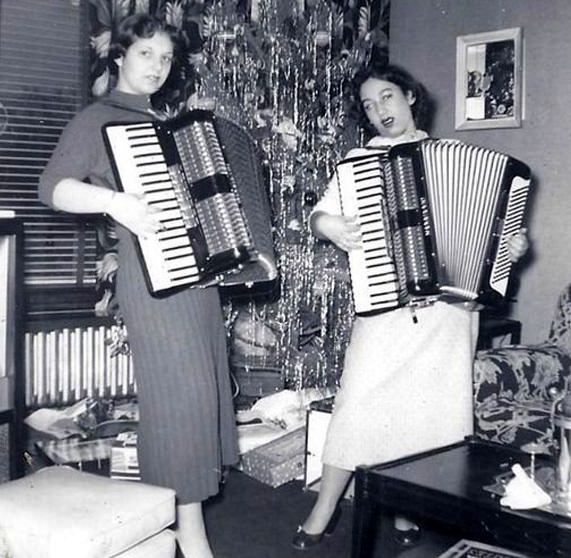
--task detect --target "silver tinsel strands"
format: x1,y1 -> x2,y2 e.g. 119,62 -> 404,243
191,0 -> 380,389
86,0 -> 388,389
325,11 -> 333,127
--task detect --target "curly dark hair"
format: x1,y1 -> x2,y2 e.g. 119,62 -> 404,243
351,62 -> 434,137
109,13 -> 184,61
108,13 -> 192,109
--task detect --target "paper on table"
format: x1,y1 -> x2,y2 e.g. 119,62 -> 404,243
500,463 -> 552,510
24,400 -> 89,439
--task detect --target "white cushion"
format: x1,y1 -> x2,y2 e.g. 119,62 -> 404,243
114,530 -> 176,558
0,466 -> 175,558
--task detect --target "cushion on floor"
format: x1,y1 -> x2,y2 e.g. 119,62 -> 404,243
0,465 -> 175,558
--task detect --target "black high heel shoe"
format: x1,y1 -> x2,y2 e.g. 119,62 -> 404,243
291,507 -> 342,550
393,523 -> 421,547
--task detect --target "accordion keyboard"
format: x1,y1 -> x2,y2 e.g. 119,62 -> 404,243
104,122 -> 200,293
336,155 -> 399,313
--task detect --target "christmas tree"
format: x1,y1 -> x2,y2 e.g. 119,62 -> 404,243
88,0 -> 390,390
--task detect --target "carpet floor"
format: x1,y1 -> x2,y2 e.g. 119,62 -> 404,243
203,468 -> 459,558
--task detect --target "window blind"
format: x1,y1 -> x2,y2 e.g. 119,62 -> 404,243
0,0 -> 97,294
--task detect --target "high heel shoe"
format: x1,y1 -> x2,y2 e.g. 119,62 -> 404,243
291,507 -> 342,550
393,524 -> 421,547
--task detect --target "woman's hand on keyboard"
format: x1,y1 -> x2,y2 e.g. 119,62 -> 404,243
106,192 -> 163,238
315,213 -> 362,252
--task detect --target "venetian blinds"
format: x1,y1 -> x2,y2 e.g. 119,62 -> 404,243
0,0 -> 98,290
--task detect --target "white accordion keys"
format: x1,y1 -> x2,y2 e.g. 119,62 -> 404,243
336,154 -> 399,314
103,122 -> 200,293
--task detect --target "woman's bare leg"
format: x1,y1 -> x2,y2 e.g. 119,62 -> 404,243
176,502 -> 213,558
300,464 -> 352,534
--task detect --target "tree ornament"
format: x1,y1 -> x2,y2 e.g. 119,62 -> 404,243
303,191 -> 318,207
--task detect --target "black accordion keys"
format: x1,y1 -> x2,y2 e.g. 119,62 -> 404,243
335,139 -> 531,314
103,110 -> 277,297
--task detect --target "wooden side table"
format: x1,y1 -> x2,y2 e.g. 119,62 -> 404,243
351,438 -> 567,557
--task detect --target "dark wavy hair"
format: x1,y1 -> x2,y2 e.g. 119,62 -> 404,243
110,13 -> 183,61
352,63 -> 434,137
108,13 -> 190,108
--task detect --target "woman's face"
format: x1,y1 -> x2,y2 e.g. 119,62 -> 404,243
359,77 -> 417,138
115,32 -> 173,96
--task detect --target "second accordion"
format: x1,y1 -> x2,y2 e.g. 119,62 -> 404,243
335,139 -> 531,314
103,110 -> 277,297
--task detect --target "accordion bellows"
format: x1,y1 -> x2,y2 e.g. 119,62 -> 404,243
336,138 -> 531,314
103,110 -> 277,297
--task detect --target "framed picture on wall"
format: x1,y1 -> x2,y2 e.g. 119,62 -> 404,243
455,27 -> 523,130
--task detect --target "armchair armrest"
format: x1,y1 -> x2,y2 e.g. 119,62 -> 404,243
474,343 -> 571,402
473,343 -> 571,450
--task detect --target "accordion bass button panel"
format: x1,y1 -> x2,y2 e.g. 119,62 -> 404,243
487,173 -> 531,298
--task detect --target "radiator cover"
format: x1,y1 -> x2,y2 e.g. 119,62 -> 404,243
24,324 -> 135,408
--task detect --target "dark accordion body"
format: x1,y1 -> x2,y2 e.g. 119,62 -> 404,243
103,110 -> 277,297
335,139 -> 531,314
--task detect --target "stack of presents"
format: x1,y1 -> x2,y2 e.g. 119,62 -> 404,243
24,387 -> 334,490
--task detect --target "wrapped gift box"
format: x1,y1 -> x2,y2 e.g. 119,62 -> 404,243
110,431 -> 140,481
232,366 -> 284,398
35,438 -> 113,475
240,426 -> 306,487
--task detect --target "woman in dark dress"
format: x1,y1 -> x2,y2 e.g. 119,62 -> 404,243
38,14 -> 238,558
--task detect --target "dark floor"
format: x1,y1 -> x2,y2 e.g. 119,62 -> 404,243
203,468 -> 459,558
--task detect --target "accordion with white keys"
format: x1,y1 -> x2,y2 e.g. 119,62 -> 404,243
335,139 -> 531,314
103,110 -> 277,297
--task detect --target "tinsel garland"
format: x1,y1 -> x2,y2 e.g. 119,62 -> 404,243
88,0 -> 390,388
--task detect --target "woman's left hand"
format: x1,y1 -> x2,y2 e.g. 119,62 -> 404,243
506,228 -> 529,262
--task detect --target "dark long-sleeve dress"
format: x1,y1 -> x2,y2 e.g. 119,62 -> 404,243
39,89 -> 239,504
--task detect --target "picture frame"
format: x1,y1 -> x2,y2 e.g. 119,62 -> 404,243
455,27 -> 523,130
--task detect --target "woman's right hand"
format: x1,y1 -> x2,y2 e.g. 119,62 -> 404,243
106,192 -> 163,239
314,213 -> 362,252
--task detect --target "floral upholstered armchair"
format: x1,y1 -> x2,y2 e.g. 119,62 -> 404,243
473,284 -> 571,455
